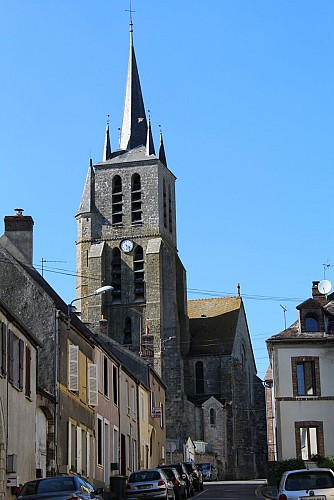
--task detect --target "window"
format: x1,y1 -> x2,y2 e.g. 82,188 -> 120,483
88,363 -> 98,406
168,184 -> 173,233
1,322 -> 7,376
8,330 -> 24,390
113,365 -> 119,406
292,357 -> 320,397
131,385 -> 136,419
209,408 -> 216,425
97,416 -> 103,466
112,175 -> 123,226
68,344 -> 79,392
111,248 -> 122,300
25,345 -> 31,398
124,317 -> 132,345
133,246 -> 145,301
103,356 -> 109,398
305,315 -> 319,332
195,361 -> 204,394
295,421 -> 324,460
131,173 -> 142,224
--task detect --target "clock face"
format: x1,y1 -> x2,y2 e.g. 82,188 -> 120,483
120,239 -> 134,253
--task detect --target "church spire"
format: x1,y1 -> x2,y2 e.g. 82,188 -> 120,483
146,112 -> 155,156
102,115 -> 112,161
77,158 -> 96,216
119,9 -> 148,150
158,126 -> 167,167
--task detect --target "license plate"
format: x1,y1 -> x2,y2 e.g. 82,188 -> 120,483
138,484 -> 152,489
300,496 -> 325,500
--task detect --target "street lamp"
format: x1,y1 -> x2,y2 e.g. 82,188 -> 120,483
67,285 -> 114,329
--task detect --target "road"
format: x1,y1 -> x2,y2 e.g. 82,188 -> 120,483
195,480 -> 266,499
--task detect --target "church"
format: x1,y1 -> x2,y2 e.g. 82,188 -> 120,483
75,15 -> 266,479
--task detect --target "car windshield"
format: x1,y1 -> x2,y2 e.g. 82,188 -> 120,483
20,477 -> 76,495
162,469 -> 175,479
129,471 -> 161,482
286,472 -> 334,491
200,464 -> 210,471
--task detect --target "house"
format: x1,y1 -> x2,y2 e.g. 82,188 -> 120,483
0,298 -> 41,499
266,280 -> 334,462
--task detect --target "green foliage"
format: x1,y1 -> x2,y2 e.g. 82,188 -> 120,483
272,458 -> 306,483
314,455 -> 334,470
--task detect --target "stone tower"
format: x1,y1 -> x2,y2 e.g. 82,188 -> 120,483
76,20 -> 189,442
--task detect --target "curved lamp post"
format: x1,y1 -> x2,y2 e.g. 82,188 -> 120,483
67,285 -> 114,329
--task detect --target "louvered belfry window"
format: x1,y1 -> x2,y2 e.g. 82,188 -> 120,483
131,173 -> 142,224
112,175 -> 123,226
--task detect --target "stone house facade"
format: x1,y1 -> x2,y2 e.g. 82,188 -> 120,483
266,280 -> 334,462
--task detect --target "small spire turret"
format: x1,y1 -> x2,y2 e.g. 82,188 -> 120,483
146,111 -> 155,156
102,115 -> 112,161
158,126 -> 167,167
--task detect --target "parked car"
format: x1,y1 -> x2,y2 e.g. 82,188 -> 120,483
159,464 -> 194,498
16,475 -> 103,500
159,467 -> 187,500
277,468 -> 334,500
125,468 -> 175,500
182,462 -> 203,492
197,463 -> 219,481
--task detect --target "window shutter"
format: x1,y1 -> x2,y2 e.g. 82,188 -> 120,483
88,363 -> 98,406
1,322 -> 7,376
8,329 -> 14,384
68,345 -> 79,391
25,346 -> 31,398
19,339 -> 24,390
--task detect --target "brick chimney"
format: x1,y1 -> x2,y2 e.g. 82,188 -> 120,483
4,209 -> 34,265
312,280 -> 328,305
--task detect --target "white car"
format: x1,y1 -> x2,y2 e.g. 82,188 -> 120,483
278,468 -> 334,500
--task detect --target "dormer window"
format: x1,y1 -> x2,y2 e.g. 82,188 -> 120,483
305,315 -> 319,332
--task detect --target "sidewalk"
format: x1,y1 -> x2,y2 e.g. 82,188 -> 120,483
255,483 -> 278,498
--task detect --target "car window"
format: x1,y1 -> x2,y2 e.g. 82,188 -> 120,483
130,471 -> 161,482
19,481 -> 38,496
37,478 -> 75,493
286,472 -> 334,491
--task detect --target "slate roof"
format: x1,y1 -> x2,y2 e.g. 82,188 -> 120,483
267,318 -> 334,343
187,297 -> 241,356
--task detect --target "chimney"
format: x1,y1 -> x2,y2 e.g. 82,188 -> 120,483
4,209 -> 34,265
312,280 -> 328,305
99,316 -> 108,335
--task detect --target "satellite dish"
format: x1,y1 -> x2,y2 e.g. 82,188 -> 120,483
318,279 -> 332,295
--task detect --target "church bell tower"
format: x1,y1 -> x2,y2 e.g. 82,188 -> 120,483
76,17 -> 189,441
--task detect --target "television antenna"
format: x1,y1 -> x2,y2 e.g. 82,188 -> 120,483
41,258 -> 66,277
323,260 -> 331,279
280,304 -> 287,330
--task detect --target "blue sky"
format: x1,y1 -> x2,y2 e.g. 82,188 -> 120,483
1,0 -> 333,380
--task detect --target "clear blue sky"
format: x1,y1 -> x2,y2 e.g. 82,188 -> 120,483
1,0 -> 333,380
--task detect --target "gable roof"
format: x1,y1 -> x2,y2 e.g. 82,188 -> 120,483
187,297 -> 241,356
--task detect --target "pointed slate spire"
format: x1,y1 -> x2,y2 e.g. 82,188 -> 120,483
102,115 -> 112,161
77,159 -> 96,215
158,127 -> 167,167
146,112 -> 155,156
119,16 -> 148,150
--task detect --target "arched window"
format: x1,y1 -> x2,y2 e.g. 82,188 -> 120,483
209,408 -> 216,425
305,315 -> 319,332
131,174 -> 142,224
112,176 -> 123,226
195,361 -> 204,394
124,317 -> 132,345
134,246 -> 145,301
111,248 -> 121,301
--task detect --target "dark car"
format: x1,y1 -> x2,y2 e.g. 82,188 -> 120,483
182,463 -> 203,492
125,468 -> 175,500
16,475 -> 103,500
160,464 -> 194,498
159,467 -> 187,500
197,463 -> 219,481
